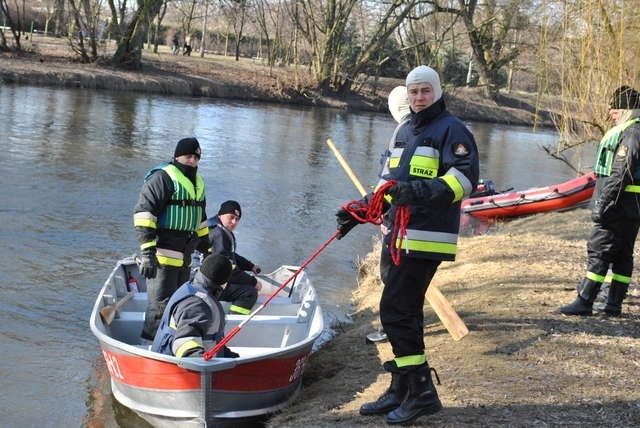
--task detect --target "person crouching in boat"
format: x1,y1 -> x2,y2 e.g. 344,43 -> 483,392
151,254 -> 239,358
208,200 -> 263,315
559,86 -> 640,317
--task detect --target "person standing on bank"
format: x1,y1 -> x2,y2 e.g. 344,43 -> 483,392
336,65 -> 479,424
134,137 -> 211,342
208,200 -> 262,315
151,254 -> 237,358
560,86 -> 640,317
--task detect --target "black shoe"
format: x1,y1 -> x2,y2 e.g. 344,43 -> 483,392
386,364 -> 442,425
559,296 -> 593,316
360,362 -> 408,416
223,346 -> 240,358
595,303 -> 622,317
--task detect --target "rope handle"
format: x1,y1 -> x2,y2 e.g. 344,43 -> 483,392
341,180 -> 410,265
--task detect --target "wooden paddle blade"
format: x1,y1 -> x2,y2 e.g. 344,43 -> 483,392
99,292 -> 134,326
425,286 -> 469,341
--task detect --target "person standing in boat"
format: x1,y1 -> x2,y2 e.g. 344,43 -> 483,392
560,86 -> 640,317
134,137 -> 211,342
336,65 -> 479,425
151,254 -> 238,358
208,200 -> 262,315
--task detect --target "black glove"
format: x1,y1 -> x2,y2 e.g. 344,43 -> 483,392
387,181 -> 414,206
336,208 -> 361,239
138,248 -> 159,279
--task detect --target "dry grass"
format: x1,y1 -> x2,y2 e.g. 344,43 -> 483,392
269,208 -> 640,427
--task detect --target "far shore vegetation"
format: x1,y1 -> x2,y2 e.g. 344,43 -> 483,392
2,0 -> 639,156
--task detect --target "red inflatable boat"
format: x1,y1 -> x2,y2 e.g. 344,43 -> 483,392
462,173 -> 596,220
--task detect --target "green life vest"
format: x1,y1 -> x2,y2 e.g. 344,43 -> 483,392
593,118 -> 640,176
154,163 -> 206,231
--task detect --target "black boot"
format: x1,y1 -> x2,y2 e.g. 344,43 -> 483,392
386,363 -> 443,425
559,278 -> 602,316
360,361 -> 409,416
596,281 -> 629,317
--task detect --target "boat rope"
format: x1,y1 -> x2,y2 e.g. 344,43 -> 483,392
342,180 -> 409,266
203,230 -> 340,361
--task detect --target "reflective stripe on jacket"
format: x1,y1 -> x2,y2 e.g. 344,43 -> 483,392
151,274 -> 225,357
380,100 -> 479,261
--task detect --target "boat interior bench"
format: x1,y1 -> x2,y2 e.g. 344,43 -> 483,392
107,292 -> 315,350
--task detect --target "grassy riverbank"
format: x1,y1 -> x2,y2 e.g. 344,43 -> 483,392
269,208 -> 640,427
0,35 -> 555,128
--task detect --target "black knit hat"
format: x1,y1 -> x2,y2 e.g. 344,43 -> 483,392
174,137 -> 201,158
218,200 -> 242,218
610,86 -> 640,110
200,254 -> 232,286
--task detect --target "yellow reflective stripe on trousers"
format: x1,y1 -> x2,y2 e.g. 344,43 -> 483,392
611,273 -> 632,283
624,185 -> 640,193
395,354 -> 426,367
586,271 -> 606,283
397,230 -> 458,255
229,305 -> 252,315
156,248 -> 184,267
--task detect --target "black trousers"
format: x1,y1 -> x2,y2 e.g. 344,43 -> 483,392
141,265 -> 190,340
587,219 -> 640,277
218,270 -> 258,312
379,245 -> 441,358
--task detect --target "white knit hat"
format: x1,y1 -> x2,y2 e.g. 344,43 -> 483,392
405,65 -> 442,102
388,86 -> 410,123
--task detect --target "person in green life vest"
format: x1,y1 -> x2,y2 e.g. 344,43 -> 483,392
134,137 -> 211,342
560,86 -> 640,317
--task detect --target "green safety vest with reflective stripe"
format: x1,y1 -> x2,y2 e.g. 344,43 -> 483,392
155,164 -> 206,232
594,118 -> 640,177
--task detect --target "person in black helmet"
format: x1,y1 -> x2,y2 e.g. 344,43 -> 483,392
134,137 -> 211,342
151,254 -> 238,358
208,200 -> 262,315
560,86 -> 640,317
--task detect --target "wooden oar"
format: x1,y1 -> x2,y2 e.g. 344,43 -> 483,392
100,292 -> 134,325
326,138 -> 469,341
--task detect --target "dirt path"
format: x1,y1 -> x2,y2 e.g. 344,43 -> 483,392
269,209 -> 640,427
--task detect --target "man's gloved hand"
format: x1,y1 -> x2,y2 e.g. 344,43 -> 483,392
252,264 -> 262,274
336,208 -> 361,239
386,181 -> 414,206
138,248 -> 159,279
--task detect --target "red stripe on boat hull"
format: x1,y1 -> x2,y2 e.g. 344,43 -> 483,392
101,347 -> 310,391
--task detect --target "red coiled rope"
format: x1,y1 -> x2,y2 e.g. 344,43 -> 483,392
342,180 -> 410,265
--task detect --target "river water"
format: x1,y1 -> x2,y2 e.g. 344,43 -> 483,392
0,84 -> 593,427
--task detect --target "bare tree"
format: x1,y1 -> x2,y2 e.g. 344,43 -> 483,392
111,0 -> 165,68
220,0 -> 248,61
0,0 -> 24,50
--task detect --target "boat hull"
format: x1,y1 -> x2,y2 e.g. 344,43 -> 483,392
90,258 -> 323,427
462,173 -> 596,220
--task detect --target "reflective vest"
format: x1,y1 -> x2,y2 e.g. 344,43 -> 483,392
144,163 -> 206,232
594,118 -> 640,177
379,111 -> 477,261
151,279 -> 225,357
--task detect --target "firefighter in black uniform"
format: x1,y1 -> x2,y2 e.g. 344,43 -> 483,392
560,86 -> 640,317
151,254 -> 236,357
208,200 -> 262,315
336,65 -> 479,425
134,138 -> 211,341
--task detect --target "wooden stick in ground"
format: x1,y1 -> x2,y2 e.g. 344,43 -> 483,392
326,138 -> 469,341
